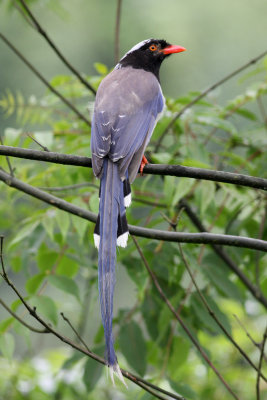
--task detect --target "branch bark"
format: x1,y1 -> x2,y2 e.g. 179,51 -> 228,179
0,168 -> 266,253
0,145 -> 266,190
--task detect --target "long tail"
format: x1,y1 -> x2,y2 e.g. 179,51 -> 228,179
93,158 -> 130,386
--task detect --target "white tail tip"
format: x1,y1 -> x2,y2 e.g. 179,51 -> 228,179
124,193 -> 132,208
117,231 -> 129,248
109,363 -> 128,388
93,233 -> 100,250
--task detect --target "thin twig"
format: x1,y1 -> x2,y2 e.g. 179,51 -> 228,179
114,0 -> 122,64
26,133 -> 50,152
178,243 -> 267,382
16,0 -> 96,95
256,324 -> 267,400
0,145 -> 267,190
39,182 -> 99,192
0,236 -> 187,400
154,48 -> 267,151
0,32 -> 91,127
0,136 -> 14,176
132,235 -> 240,400
61,312 -> 91,353
0,297 -> 49,334
178,199 -> 267,309
233,314 -> 267,363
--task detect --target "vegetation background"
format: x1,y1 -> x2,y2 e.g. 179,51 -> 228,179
0,0 -> 266,399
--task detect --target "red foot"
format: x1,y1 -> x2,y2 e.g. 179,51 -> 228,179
140,155 -> 148,175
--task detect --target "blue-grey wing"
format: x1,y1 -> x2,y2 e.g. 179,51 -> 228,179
91,67 -> 164,182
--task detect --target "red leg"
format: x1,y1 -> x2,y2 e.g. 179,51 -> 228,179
140,155 -> 148,175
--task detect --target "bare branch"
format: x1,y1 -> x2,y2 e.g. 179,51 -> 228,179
178,243 -> 267,382
178,199 -> 267,309
0,168 -> 266,254
16,0 -> 96,95
60,312 -> 91,353
0,297 -> 48,334
155,48 -> 267,151
0,33 -> 91,127
132,235 -> 240,400
0,236 -> 187,400
26,133 -> 50,152
0,145 -> 266,190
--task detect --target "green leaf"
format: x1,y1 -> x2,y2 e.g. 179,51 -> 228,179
0,332 -> 15,359
94,62 -> 108,75
37,245 -> 58,273
167,337 -> 190,378
56,255 -> 79,277
55,209 -> 70,240
169,379 -> 197,400
164,176 -> 176,206
202,254 -> 243,302
119,321 -> 147,375
200,181 -> 215,215
83,355 -> 103,391
30,295 -> 58,326
195,114 -> 237,135
47,275 -> 80,302
191,292 -> 232,335
26,273 -> 46,295
8,220 -> 39,248
0,317 -> 14,333
172,178 -> 195,206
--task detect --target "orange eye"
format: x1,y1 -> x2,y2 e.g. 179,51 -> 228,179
149,44 -> 158,51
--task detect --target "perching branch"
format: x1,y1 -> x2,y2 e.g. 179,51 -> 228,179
0,236 -> 186,400
0,33 -> 91,127
16,0 -> 96,95
0,167 -> 266,253
132,236 -> 240,400
0,145 -> 266,190
155,47 -> 267,151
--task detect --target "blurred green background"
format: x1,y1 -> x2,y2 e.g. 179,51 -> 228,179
0,1 -> 267,400
1,0 -> 267,125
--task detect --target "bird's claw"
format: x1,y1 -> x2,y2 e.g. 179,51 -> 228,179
140,155 -> 148,175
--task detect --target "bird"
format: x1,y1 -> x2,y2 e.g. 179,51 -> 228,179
90,38 -> 186,384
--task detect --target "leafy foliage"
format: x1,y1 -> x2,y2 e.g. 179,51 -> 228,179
0,13 -> 267,400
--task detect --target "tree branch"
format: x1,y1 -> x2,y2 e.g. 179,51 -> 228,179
0,145 -> 266,190
0,167 -> 266,253
0,236 -> 187,400
177,243 -> 267,382
0,33 -> 91,127
132,236 -> 240,400
154,48 -> 267,151
0,296 -> 49,334
16,0 -> 96,95
178,199 -> 267,309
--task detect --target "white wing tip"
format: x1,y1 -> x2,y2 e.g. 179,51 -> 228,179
117,232 -> 129,248
93,233 -> 100,250
124,193 -> 132,208
109,363 -> 128,388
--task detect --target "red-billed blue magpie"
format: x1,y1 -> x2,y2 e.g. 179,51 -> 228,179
91,39 -> 186,384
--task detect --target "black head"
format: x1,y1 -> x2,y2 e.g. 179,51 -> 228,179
116,39 -> 186,80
